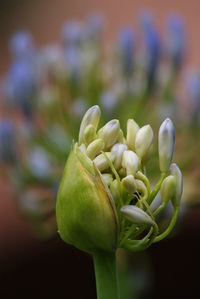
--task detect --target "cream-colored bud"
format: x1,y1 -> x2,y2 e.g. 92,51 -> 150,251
135,125 -> 153,159
117,129 -> 125,143
84,124 -> 96,146
135,179 -> 148,199
79,105 -> 101,145
111,143 -> 127,170
86,139 -> 104,160
97,119 -> 120,149
158,118 -> 175,172
160,175 -> 176,204
122,175 -> 137,194
126,119 -> 139,150
110,179 -> 120,203
102,173 -> 113,187
121,205 -> 153,225
170,163 -> 183,207
122,150 -> 139,175
93,152 -> 115,172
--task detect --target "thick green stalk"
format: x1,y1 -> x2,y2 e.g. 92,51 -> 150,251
93,250 -> 120,299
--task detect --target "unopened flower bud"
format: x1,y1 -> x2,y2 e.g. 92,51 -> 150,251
86,138 -> 104,160
110,179 -> 120,203
126,119 -> 139,151
56,144 -> 118,253
93,152 -> 115,172
122,150 -> 139,175
121,205 -> 153,225
102,173 -> 114,187
97,119 -> 120,149
111,143 -> 127,170
135,179 -> 148,199
160,175 -> 176,204
158,118 -> 175,172
83,124 -> 96,145
170,163 -> 183,207
122,175 -> 137,194
135,125 -> 153,159
79,105 -> 101,145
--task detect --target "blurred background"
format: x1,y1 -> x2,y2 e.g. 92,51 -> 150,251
1,1 -> 200,298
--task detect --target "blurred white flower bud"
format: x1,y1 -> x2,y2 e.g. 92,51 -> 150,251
122,150 -> 139,175
97,119 -> 120,149
86,138 -> 104,159
94,152 -> 115,172
135,125 -> 153,159
158,118 -> 175,172
79,105 -> 101,144
122,175 -> 137,194
121,205 -> 153,225
102,173 -> 114,187
111,143 -> 127,170
170,163 -> 183,207
126,119 -> 139,150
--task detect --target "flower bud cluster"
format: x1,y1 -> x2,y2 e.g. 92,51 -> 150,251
56,105 -> 183,253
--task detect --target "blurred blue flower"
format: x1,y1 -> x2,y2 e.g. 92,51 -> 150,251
87,13 -> 104,41
27,147 -> 52,179
100,90 -> 119,113
118,27 -> 135,77
9,30 -> 34,60
167,14 -> 185,71
61,21 -> 85,47
4,58 -> 36,118
139,11 -> 161,89
0,118 -> 16,163
188,73 -> 200,121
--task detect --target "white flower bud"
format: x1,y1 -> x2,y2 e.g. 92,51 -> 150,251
158,118 -> 175,172
97,119 -> 120,149
126,119 -> 139,150
102,173 -> 113,186
135,179 -> 148,199
79,105 -> 101,144
84,124 -> 96,146
122,175 -> 137,194
111,143 -> 127,170
120,205 -> 153,225
170,163 -> 183,207
122,150 -> 139,175
93,152 -> 115,172
86,138 -> 104,160
160,175 -> 176,204
135,125 -> 153,159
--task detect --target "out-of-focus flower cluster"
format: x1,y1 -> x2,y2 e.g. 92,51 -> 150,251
0,11 -> 199,240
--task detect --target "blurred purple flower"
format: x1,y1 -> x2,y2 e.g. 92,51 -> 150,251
9,30 -> 34,60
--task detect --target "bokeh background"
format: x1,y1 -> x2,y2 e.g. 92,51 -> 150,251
1,1 -> 200,298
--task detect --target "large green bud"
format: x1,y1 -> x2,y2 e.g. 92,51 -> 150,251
56,143 -> 118,253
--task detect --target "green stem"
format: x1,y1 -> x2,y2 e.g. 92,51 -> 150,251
93,250 -> 120,299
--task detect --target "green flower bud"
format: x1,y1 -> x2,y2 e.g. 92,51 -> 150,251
135,125 -> 153,159
160,175 -> 176,204
122,150 -> 139,175
126,119 -> 139,151
56,144 -> 118,253
110,179 -> 120,203
86,138 -> 104,159
83,124 -> 96,146
97,119 -> 120,149
122,175 -> 137,194
170,163 -> 183,207
79,105 -> 101,145
120,205 -> 153,226
158,118 -> 175,172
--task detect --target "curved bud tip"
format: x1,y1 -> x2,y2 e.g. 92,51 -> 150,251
97,119 -> 120,149
126,119 -> 139,151
122,175 -> 136,194
79,105 -> 101,145
170,163 -> 183,207
121,205 -> 153,226
160,175 -> 176,204
122,150 -> 139,175
135,125 -> 153,159
159,118 -> 175,173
